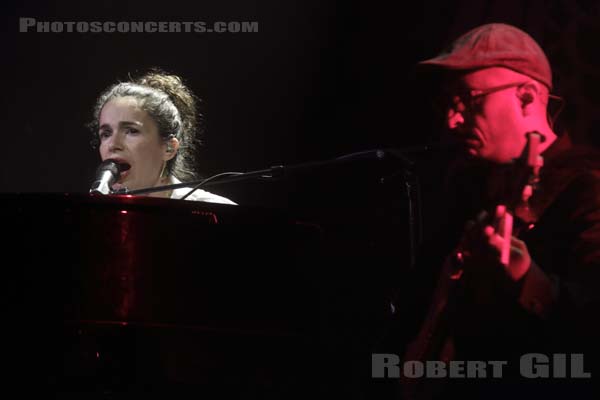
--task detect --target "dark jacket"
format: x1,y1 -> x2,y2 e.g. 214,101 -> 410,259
392,134 -> 600,398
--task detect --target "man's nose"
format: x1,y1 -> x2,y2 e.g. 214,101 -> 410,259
447,107 -> 466,129
447,99 -> 466,130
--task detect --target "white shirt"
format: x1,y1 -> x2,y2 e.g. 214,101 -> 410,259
169,177 -> 237,205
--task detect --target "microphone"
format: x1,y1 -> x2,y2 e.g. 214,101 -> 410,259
89,159 -> 129,195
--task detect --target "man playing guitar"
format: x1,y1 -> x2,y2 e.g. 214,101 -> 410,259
396,23 -> 600,399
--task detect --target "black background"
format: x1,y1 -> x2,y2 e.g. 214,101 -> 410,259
4,1 -> 600,397
4,0 -> 600,201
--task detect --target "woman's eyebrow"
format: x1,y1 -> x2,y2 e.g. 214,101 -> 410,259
98,121 -> 143,130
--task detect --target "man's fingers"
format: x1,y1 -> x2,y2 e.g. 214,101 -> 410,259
487,233 -> 504,253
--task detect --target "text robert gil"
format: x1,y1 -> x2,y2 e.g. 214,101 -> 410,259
372,353 -> 591,379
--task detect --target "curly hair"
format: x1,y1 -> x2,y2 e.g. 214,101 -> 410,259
89,68 -> 203,182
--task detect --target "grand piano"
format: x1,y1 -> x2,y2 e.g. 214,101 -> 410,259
1,158 -> 415,398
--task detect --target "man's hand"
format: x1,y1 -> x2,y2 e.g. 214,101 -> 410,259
459,209 -> 532,283
483,226 -> 531,281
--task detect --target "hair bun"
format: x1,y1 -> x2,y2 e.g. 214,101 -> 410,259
134,68 -> 200,141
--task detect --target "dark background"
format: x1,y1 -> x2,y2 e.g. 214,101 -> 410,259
3,1 -> 600,397
3,0 -> 600,200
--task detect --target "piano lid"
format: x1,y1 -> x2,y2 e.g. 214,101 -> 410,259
1,192 -> 323,334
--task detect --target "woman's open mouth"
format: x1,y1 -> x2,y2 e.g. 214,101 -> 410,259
104,159 -> 131,189
106,159 -> 131,181
118,167 -> 131,181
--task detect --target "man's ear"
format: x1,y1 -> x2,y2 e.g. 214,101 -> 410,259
164,137 -> 180,161
517,83 -> 537,114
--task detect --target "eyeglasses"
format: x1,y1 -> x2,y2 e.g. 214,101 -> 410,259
434,81 -> 529,113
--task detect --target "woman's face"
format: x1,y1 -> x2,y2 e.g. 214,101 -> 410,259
98,96 -> 170,192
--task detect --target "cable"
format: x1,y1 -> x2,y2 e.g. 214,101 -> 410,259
180,171 -> 244,200
335,149 -> 386,161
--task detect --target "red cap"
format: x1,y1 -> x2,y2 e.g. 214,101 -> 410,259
419,23 -> 552,89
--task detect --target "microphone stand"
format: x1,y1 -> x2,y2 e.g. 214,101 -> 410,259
110,147 -> 427,269
113,148 -> 416,196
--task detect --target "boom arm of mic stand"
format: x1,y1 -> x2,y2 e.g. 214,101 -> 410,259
113,148 -> 415,196
112,168 -> 273,196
